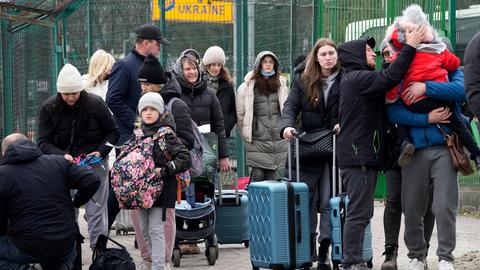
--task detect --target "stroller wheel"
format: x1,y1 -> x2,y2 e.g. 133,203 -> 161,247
207,246 -> 217,265
173,248 -> 181,267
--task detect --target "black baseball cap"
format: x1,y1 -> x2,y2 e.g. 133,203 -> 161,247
135,24 -> 170,45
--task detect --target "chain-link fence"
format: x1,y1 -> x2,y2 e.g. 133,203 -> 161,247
2,0 -> 480,182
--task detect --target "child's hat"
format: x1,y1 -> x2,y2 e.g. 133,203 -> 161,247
138,92 -> 165,114
138,55 -> 167,85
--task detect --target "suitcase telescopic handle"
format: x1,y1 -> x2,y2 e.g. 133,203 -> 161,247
287,130 -> 300,182
332,131 -> 341,196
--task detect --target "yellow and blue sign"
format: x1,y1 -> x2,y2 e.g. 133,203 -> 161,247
152,0 -> 234,23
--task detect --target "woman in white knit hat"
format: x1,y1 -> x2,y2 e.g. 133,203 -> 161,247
37,63 -> 119,251
202,45 -> 237,138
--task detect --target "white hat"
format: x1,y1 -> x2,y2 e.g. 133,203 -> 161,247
202,46 -> 226,66
138,92 -> 165,115
57,63 -> 84,93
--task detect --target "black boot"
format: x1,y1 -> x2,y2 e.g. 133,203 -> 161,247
398,140 -> 415,167
317,239 -> 332,270
380,245 -> 398,270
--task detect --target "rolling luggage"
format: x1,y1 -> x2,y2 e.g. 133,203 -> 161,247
249,135 -> 312,270
329,134 -> 373,269
214,170 -> 250,247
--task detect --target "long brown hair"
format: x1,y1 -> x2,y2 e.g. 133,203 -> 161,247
252,54 -> 281,96
205,64 -> 234,85
301,38 -> 340,107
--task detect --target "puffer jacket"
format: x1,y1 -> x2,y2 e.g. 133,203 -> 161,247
206,75 -> 237,138
160,72 -> 195,150
236,70 -> 289,170
38,91 -> 119,158
173,56 -> 228,158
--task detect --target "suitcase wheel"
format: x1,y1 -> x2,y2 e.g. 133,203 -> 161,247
242,240 -> 249,248
367,259 -> 373,268
332,262 -> 340,270
173,248 -> 181,267
206,246 -> 217,266
252,266 -> 260,270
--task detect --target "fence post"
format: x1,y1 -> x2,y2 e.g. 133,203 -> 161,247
448,0 -> 457,51
2,19 -> 13,136
234,0 -> 247,177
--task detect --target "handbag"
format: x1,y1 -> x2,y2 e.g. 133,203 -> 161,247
437,124 -> 474,176
292,128 -> 333,159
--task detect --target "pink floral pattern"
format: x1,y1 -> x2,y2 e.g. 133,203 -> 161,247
111,127 -> 171,209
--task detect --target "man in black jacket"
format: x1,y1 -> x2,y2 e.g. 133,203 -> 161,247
336,26 -> 425,270
465,31 -> 480,120
0,133 -> 99,270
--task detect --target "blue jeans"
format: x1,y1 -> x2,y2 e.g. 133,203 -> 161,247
186,182 -> 196,208
0,235 -> 76,270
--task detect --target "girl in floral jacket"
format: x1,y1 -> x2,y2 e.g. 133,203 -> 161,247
135,92 -> 190,270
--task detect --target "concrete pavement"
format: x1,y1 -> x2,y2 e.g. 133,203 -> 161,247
79,202 -> 480,269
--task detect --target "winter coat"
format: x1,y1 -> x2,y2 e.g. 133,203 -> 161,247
465,32 -> 480,118
0,140 -> 99,258
38,92 -> 119,158
279,61 -> 342,170
82,74 -> 109,101
337,38 -> 416,169
174,59 -> 228,159
160,72 -> 195,150
236,71 -> 289,170
387,69 -> 465,149
207,75 -> 237,138
106,49 -> 145,143
138,121 -> 190,209
385,42 -> 460,105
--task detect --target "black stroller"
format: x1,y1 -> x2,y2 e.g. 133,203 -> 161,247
172,179 -> 218,267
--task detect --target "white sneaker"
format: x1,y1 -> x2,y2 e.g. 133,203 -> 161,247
438,260 -> 454,270
407,258 -> 425,270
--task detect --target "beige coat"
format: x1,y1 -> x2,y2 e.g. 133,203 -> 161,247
236,71 -> 289,143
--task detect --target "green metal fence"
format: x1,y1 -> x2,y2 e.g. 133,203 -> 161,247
2,0 -> 480,182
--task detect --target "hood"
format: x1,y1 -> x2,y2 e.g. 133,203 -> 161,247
338,37 -> 375,73
253,51 -> 279,71
2,140 -> 43,164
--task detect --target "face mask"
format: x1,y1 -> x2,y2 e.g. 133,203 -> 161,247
261,69 -> 276,77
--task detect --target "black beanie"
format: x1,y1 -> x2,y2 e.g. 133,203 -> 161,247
138,54 -> 167,85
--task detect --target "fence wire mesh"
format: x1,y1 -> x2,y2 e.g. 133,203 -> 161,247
1,0 -> 480,185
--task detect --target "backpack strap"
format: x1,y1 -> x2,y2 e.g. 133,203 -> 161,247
165,97 -> 180,113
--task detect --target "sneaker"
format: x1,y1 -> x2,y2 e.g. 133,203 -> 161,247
438,260 -> 454,270
164,262 -> 172,270
407,258 -> 425,270
398,141 -> 416,167
318,239 -> 332,270
137,261 -> 152,270
381,245 -> 398,270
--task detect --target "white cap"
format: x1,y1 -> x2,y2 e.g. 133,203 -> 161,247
56,63 -> 84,93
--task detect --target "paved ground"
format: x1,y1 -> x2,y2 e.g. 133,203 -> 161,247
79,202 -> 480,269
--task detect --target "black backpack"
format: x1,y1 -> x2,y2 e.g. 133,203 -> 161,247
89,235 -> 135,270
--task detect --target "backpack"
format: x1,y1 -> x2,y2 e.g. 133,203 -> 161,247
89,235 -> 135,270
165,97 -> 203,177
111,126 -> 172,209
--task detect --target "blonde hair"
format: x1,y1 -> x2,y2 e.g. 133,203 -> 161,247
86,49 -> 115,88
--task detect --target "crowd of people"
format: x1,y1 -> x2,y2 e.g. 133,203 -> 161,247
1,3 -> 480,270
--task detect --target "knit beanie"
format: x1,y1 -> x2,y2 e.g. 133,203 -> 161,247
57,63 -> 84,93
203,46 -> 226,66
138,92 -> 165,115
138,55 -> 167,85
